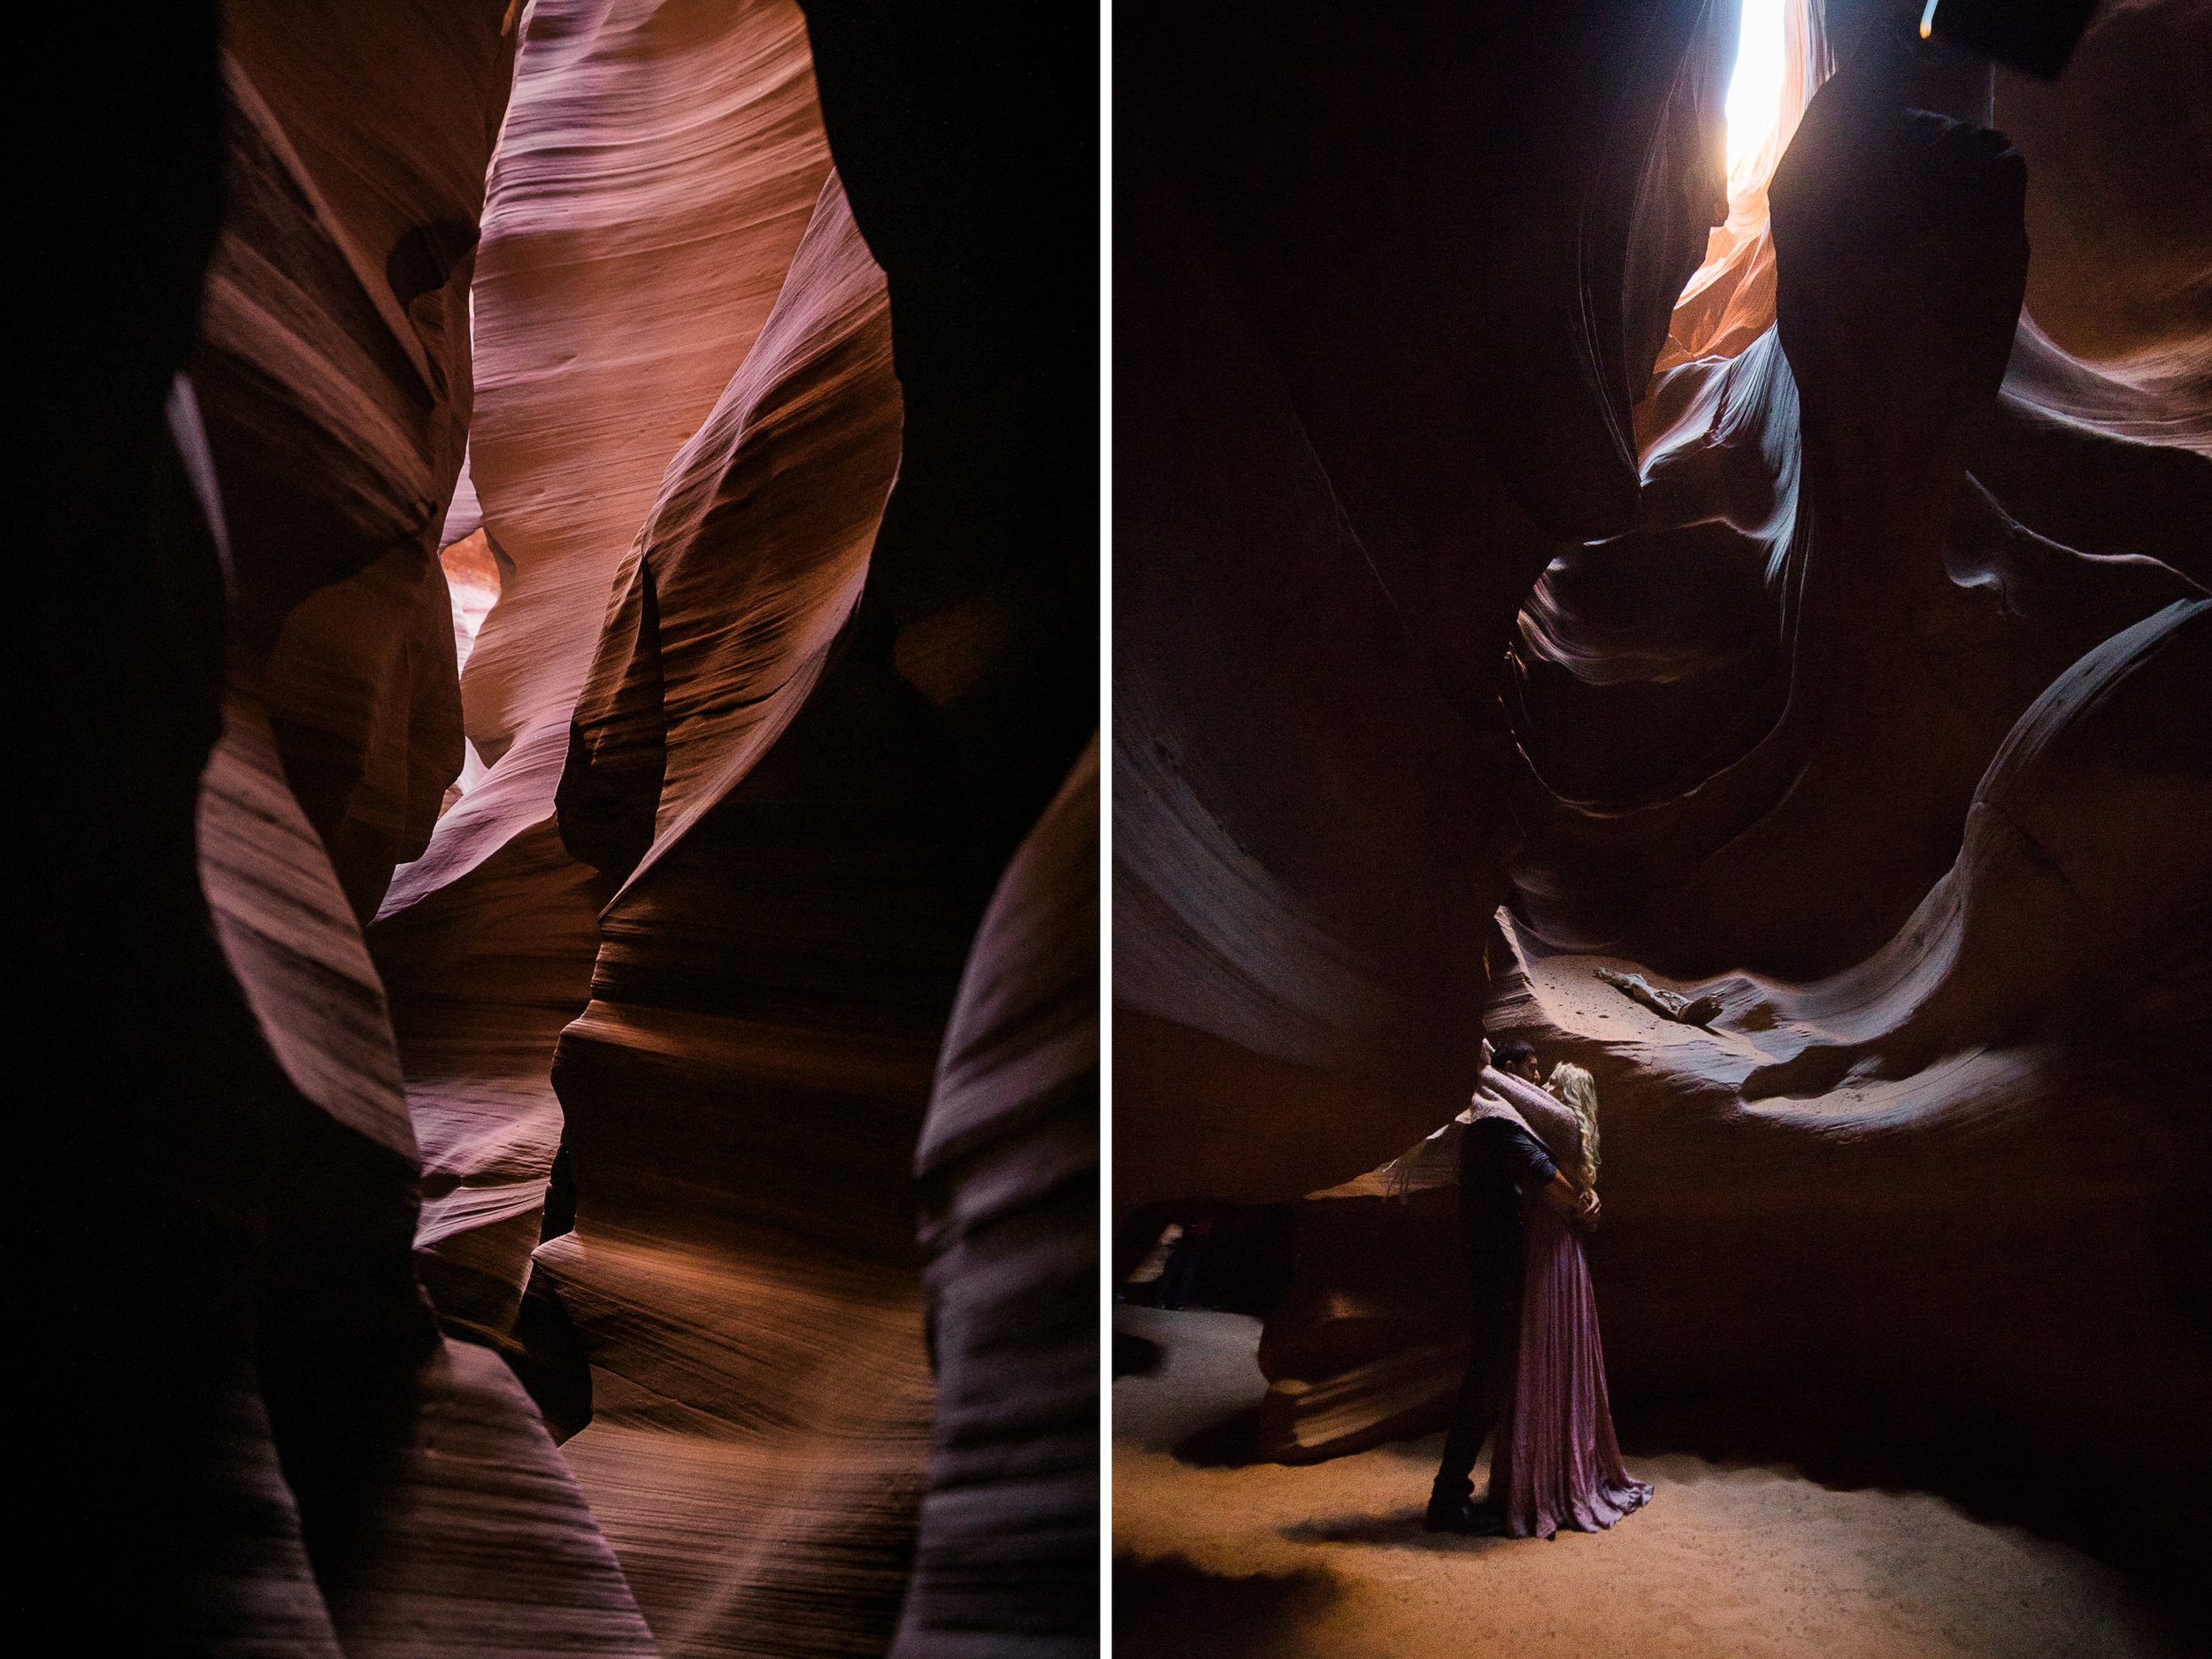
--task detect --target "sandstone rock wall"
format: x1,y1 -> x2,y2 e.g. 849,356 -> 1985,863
1115,0 -> 1734,1207
38,0 -> 1094,1651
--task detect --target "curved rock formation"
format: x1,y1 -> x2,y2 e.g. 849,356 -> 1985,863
1993,0 -> 2212,368
1115,0 -> 1735,1210
35,6 -> 657,1635
531,167 -> 936,1654
193,1 -> 520,923
896,741 -> 1102,1659
41,0 -> 1095,1651
371,0 -> 838,1363
465,0 -> 832,777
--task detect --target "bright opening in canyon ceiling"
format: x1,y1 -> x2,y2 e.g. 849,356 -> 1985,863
1725,0 -> 1791,171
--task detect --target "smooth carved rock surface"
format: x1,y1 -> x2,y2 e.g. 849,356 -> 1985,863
44,0 -> 1096,1649
1995,0 -> 2212,368
1503,49 -> 2208,990
1115,0 -> 1735,1210
531,172 -> 928,1655
157,387 -> 657,1652
192,1 -> 524,922
372,807 -> 610,1341
376,40 -> 938,1648
895,740 -> 1101,1659
372,1 -> 1098,1647
135,5 -> 658,1644
201,692 -> 418,1161
465,0 -> 831,775
1659,0 -> 1831,373
373,0 -> 841,1390
560,170 -> 898,883
549,650 -> 953,1659
1259,599 -> 2211,1530
1479,590 -> 2210,1567
49,0 -> 864,1648
379,165 -> 898,1389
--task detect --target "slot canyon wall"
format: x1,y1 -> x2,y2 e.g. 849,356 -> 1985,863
1114,0 -> 2208,1612
31,2 -> 1095,1655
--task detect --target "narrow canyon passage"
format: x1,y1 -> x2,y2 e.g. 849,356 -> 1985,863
34,1 -> 1094,1654
1112,0 -> 2208,1648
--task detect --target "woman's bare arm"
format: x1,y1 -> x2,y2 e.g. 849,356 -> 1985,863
1540,1172 -> 1601,1227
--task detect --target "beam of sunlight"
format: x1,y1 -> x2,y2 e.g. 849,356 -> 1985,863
1725,0 -> 1790,173
1663,0 -> 1820,370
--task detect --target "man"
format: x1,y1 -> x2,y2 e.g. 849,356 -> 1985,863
1425,1038 -> 1594,1533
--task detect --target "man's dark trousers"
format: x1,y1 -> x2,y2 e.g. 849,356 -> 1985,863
1432,1116 -> 1556,1508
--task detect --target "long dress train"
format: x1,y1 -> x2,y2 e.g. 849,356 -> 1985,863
1487,1194 -> 1652,1538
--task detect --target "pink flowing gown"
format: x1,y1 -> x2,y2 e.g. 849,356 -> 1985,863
1488,1194 -> 1652,1538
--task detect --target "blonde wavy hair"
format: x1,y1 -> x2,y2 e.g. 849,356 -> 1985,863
1548,1062 -> 1601,1193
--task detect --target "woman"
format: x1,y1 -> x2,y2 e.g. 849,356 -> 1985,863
1454,1056 -> 1650,1539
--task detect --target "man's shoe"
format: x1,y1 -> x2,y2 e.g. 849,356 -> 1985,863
1422,1497 -> 1507,1535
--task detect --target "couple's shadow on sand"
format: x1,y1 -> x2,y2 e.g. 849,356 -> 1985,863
1173,1409 -> 1519,1554
1279,1509 -> 1521,1553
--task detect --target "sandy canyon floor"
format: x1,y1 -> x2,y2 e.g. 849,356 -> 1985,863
1113,1307 -> 2185,1659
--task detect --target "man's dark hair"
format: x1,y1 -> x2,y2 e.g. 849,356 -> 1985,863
1493,1039 -> 1537,1069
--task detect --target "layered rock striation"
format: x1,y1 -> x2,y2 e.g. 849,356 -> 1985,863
38,0 -> 1095,1652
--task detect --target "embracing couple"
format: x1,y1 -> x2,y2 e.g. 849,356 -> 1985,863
1424,1038 -> 1652,1539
